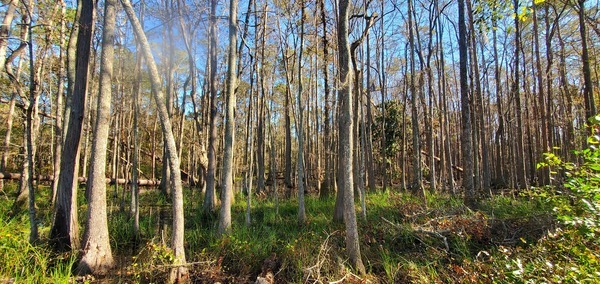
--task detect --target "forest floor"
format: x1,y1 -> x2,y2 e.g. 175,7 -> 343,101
0,182 -> 599,283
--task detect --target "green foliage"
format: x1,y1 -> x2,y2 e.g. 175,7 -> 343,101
373,100 -> 409,170
537,116 -> 600,237
491,114 -> 600,283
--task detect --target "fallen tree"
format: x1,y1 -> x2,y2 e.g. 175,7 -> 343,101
0,172 -> 160,186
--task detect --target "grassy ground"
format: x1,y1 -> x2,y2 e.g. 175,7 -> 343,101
0,181 -> 598,283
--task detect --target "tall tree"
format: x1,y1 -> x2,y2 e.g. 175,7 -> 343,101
51,0 -> 95,251
318,0 -> 334,197
337,0 -> 366,274
120,0 -> 188,280
77,0 -> 117,274
458,0 -> 475,207
218,0 -> 238,235
296,0 -> 306,224
204,0 -> 218,211
51,0 -> 67,204
513,0 -> 527,189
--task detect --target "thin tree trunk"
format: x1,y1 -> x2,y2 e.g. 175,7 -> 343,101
408,0 -> 423,195
130,0 -> 144,240
204,0 -> 218,211
318,0 -> 333,197
52,0 -> 67,205
578,0 -> 596,120
513,0 -> 527,189
296,0 -> 306,224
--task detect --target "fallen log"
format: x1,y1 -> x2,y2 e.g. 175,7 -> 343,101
0,172 -> 160,186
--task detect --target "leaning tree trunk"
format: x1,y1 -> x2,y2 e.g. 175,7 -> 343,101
120,0 -> 188,281
77,0 -> 117,274
50,0 -> 94,251
337,0 -> 366,274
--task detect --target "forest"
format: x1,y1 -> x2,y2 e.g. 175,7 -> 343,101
0,0 -> 599,282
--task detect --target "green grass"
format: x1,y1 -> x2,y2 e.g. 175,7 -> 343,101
1,181 -> 598,283
0,182 -> 75,283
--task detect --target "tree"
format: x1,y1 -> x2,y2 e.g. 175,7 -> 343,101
578,0 -> 596,120
204,0 -> 218,211
51,0 -> 95,251
218,0 -> 238,235
120,0 -> 188,280
337,0 -> 366,274
458,0 -> 475,207
77,0 -> 117,274
296,0 -> 306,224
513,0 -> 527,189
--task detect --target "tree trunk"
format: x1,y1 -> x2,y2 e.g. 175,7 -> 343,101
408,0 -> 423,194
51,0 -> 67,205
51,0 -> 95,251
513,0 -> 527,189
130,0 -> 144,240
77,0 -> 117,274
217,0 -> 238,235
458,0 -> 475,207
337,0 -> 365,274
578,0 -> 596,120
318,0 -> 333,197
204,0 -> 218,211
0,0 -> 16,74
121,0 -> 188,280
296,0 -> 306,224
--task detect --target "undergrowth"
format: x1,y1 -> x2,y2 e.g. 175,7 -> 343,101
1,155 -> 598,283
